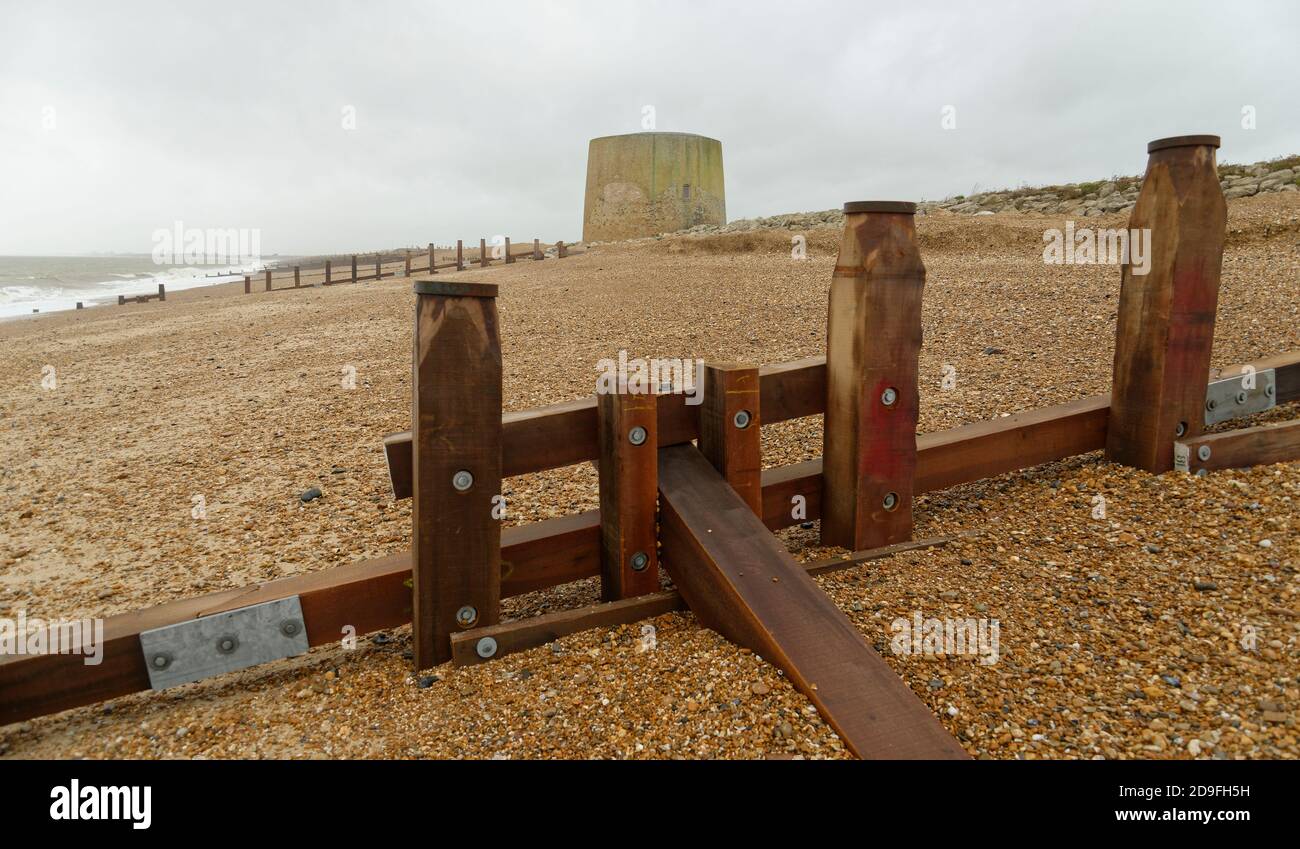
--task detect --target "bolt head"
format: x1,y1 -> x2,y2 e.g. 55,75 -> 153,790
452,470 -> 474,491
216,636 -> 238,655
733,409 -> 752,429
881,387 -> 899,407
882,492 -> 899,511
1205,398 -> 1217,411
1197,445 -> 1212,462
1175,421 -> 1188,438
455,605 -> 479,628
280,619 -> 302,638
476,637 -> 498,659
630,551 -> 650,571
628,426 -> 648,446
1235,391 -> 1248,405
1265,384 -> 1276,398
151,653 -> 172,670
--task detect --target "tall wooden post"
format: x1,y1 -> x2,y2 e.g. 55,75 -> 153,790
597,389 -> 659,600
374,255 -> 381,281
404,253 -> 411,277
504,237 -> 513,264
1107,135 -> 1227,473
157,283 -> 166,301
350,255 -> 357,283
428,242 -> 436,275
479,238 -> 489,268
244,275 -> 251,294
325,260 -> 332,285
411,279 -> 503,669
264,269 -> 272,292
821,201 -> 924,552
456,240 -> 465,271
700,363 -> 762,515
293,266 -> 300,288
533,238 -> 542,260
557,240 -> 567,258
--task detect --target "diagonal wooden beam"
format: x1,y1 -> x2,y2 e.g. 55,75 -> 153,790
1175,418 -> 1300,475
656,444 -> 967,760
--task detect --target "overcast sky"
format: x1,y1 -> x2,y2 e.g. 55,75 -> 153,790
1,0 -> 1297,256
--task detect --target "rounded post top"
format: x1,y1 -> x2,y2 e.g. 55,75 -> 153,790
843,201 -> 917,215
1147,134 -> 1221,153
413,280 -> 498,298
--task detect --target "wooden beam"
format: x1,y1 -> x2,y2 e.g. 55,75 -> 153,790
656,444 -> 966,759
1107,135 -> 1226,472
456,240 -> 465,271
411,279 -> 503,668
383,357 -> 826,500
351,255 -> 358,283
1176,418 -> 1300,475
325,260 -> 332,285
450,535 -> 959,666
597,390 -> 659,599
822,201 -> 924,550
427,243 -> 436,275
479,238 -> 489,269
699,363 -> 762,514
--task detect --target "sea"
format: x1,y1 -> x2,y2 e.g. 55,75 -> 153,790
0,255 -> 299,319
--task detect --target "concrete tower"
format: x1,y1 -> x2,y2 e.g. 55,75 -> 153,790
582,132 -> 725,242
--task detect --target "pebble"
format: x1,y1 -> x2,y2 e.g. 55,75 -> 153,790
300,487 -> 323,503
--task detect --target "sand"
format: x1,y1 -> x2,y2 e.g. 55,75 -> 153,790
0,194 -> 1296,759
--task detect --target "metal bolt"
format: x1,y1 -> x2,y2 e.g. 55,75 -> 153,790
1195,468 -> 1208,478
216,635 -> 239,655
1175,421 -> 1187,438
628,426 -> 648,446
1205,398 -> 1217,412
1197,445 -> 1212,462
476,637 -> 498,659
630,551 -> 650,572
1235,390 -> 1248,405
455,605 -> 478,628
882,492 -> 899,511
452,470 -> 474,491
1265,384 -> 1276,399
280,619 -> 302,638
733,409 -> 752,429
151,652 -> 173,670
881,387 -> 898,407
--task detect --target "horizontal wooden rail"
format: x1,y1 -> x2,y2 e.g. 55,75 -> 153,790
384,351 -> 1300,500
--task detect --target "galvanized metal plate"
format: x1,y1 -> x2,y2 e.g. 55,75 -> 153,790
1205,368 -> 1275,426
139,597 -> 309,690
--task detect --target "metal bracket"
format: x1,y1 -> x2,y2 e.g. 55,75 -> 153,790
139,596 -> 309,690
1205,368 -> 1276,426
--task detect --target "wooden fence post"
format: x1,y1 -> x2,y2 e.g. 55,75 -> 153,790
325,260 -> 332,285
700,363 -> 762,515
456,240 -> 465,271
293,266 -> 300,288
244,275 -> 251,294
480,238 -> 489,269
350,255 -> 357,283
1107,135 -> 1227,473
596,389 -> 659,600
157,283 -> 166,301
375,255 -> 381,281
821,201 -> 924,552
533,238 -> 542,260
505,237 -> 513,264
557,240 -> 567,258
265,269 -> 272,292
404,252 -> 411,277
411,280 -> 503,669
428,242 -> 436,275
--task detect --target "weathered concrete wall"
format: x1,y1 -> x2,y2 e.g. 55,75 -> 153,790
583,132 -> 725,241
